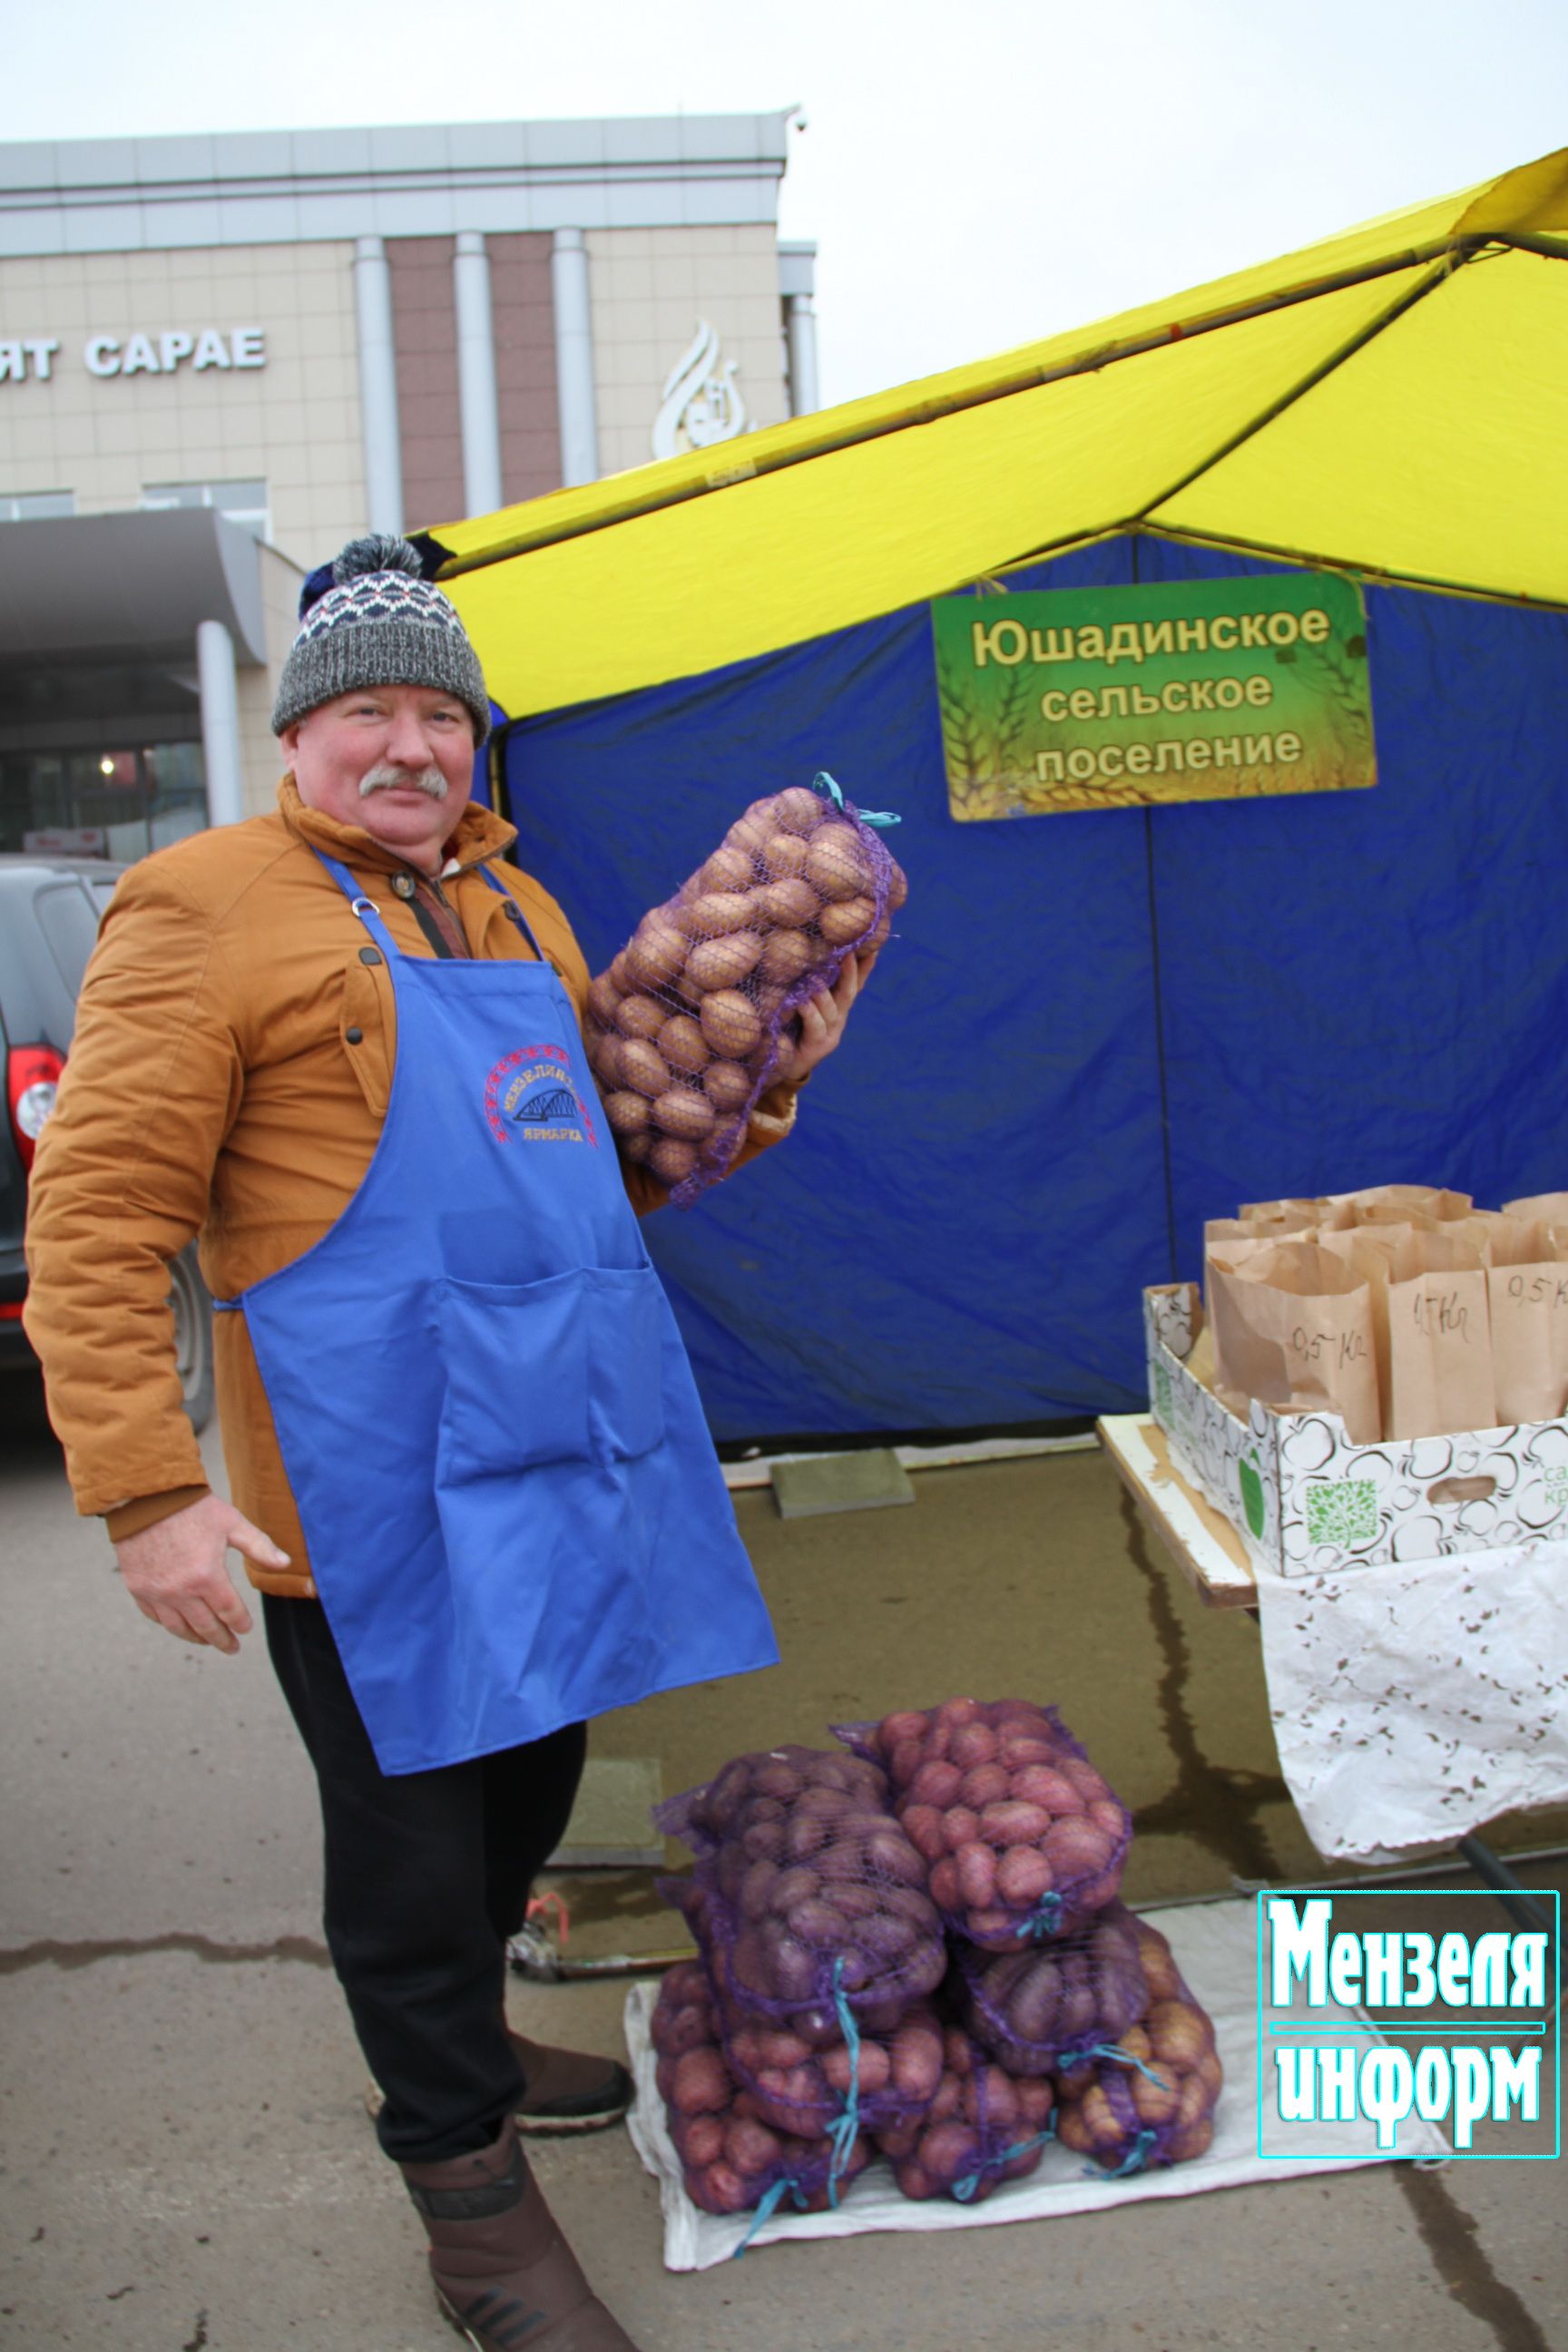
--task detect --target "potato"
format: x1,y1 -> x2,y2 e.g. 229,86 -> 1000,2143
907,1759 -> 963,1809
700,989 -> 762,1058
680,2112 -> 725,2167
658,1013 -> 711,1076
818,892 -> 877,947
617,1037 -> 671,1099
686,930 -> 763,992
995,1845 -> 1054,1907
878,1709 -> 931,1751
802,822 -> 870,902
936,1697 -> 983,1730
585,972 -> 621,1027
603,1089 -> 650,1136
948,1722 -> 998,1770
956,1841 -> 997,1910
619,1128 -> 652,1164
760,830 -> 810,879
671,2049 -> 730,2116
1061,1755 -> 1110,1802
901,1804 -> 946,1864
681,888 -> 756,940
979,1799 -> 1050,1847
691,2160 -> 751,2215
957,1764 -> 1009,1809
649,1134 -> 701,1186
624,916 -> 688,990
724,2114 -> 782,2173
757,926 -> 816,986
769,785 -> 824,836
703,1057 -> 754,1113
887,859 -> 909,912
754,876 -> 821,930
614,992 -> 668,1043
1012,1764 -> 1084,1814
609,948 -> 633,993
928,1858 -> 960,1914
941,1804 -> 980,1851
1043,1816 -> 1114,1877
701,844 -> 755,894
652,1086 -> 717,1143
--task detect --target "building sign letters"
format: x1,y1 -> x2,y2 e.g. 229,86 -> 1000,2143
0,328 -> 267,383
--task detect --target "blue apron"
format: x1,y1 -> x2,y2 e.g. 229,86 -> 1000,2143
220,850 -> 779,1774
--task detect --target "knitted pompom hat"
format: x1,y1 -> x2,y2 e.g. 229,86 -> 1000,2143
270,534 -> 490,742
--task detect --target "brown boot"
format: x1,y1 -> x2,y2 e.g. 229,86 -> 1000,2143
400,2117 -> 638,2351
508,2029 -> 633,2137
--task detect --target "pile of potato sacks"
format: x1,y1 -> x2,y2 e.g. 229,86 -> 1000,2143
652,1698 -> 1223,2225
583,782 -> 907,1205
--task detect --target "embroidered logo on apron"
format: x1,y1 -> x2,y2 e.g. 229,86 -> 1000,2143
484,1044 -> 599,1148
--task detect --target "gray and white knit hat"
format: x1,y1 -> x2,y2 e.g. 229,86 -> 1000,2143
271,534 -> 490,742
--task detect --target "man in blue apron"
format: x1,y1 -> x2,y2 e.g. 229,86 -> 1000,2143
24,537 -> 876,2352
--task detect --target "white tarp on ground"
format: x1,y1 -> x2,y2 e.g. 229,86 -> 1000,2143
1255,1541 -> 1568,1863
625,1898 -> 1448,2271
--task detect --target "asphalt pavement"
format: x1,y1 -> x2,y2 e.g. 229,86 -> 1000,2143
2,1367 -> 1563,2352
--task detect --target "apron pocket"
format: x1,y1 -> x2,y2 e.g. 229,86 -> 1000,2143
437,1265 -> 668,1483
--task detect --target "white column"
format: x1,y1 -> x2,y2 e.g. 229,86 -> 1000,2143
196,621 -> 244,828
785,293 -> 819,418
353,235 -> 404,535
454,231 -> 504,516
551,228 -> 601,487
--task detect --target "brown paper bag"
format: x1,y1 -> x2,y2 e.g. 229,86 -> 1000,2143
1207,1241 -> 1380,1442
1504,1191 -> 1568,1225
1342,1183 -> 1473,1225
1487,1259 -> 1568,1423
1485,1216 -> 1553,1269
1386,1230 -> 1496,1438
1315,1226 -> 1406,1438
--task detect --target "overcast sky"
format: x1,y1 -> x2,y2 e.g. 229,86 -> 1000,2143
4,0 -> 1564,407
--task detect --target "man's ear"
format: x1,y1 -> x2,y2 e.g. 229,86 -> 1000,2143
279,720 -> 302,761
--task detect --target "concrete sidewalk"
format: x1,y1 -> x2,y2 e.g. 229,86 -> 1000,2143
2,1372 -> 1563,2351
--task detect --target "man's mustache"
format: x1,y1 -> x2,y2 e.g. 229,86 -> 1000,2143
358,762 -> 449,801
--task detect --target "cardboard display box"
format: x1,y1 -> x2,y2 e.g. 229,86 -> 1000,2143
1144,1284 -> 1568,1576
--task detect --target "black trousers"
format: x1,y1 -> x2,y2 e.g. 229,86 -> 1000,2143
264,1595 -> 587,2164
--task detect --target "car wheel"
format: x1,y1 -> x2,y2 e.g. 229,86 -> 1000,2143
168,1243 -> 216,1434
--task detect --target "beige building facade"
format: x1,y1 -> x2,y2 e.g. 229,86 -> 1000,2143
0,115 -> 818,849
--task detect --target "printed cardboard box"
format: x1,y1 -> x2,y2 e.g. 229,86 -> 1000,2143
1144,1284 -> 1568,1576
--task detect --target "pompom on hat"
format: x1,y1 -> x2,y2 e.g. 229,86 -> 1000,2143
270,534 -> 490,743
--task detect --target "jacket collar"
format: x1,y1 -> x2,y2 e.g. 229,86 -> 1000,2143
277,774 -> 519,878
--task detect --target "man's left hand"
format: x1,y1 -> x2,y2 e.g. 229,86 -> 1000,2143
791,949 -> 877,1083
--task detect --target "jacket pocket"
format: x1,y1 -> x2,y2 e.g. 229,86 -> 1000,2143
338,956 -> 393,1120
436,1264 -> 667,1484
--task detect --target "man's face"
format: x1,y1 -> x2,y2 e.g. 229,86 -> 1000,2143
282,684 -> 477,871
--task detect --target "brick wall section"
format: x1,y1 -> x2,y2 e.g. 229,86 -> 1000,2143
386,236 -> 464,534
488,233 -> 561,503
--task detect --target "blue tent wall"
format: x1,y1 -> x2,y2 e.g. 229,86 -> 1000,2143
498,540 -> 1568,1442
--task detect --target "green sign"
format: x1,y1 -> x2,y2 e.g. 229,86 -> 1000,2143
933,570 -> 1375,818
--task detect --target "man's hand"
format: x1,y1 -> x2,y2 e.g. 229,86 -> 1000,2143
113,1494 -> 295,1654
791,949 -> 878,1083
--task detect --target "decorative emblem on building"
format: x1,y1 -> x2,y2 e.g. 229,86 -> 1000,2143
652,320 -> 747,460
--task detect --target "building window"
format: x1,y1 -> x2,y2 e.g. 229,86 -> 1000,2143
0,491 -> 75,521
141,479 -> 270,543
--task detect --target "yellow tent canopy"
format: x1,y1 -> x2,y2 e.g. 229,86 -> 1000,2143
426,149 -> 1568,722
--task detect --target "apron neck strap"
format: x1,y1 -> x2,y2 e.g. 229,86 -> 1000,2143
313,848 -> 401,958
477,860 -> 546,960
311,848 -> 548,964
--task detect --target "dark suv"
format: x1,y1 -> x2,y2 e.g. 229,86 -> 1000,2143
0,852 -> 214,1427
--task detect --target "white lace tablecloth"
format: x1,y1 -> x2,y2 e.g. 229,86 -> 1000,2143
1255,1539 -> 1568,1861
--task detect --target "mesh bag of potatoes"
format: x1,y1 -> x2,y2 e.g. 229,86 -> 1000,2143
873,2019 -> 1056,2204
583,773 -> 907,1206
1051,1915 -> 1224,2173
656,1744 -> 947,2032
651,1960 -> 873,2218
956,1898 -> 1150,2076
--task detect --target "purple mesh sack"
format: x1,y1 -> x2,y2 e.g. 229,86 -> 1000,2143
656,1744 -> 946,2028
875,2021 -> 1055,2205
958,1899 -> 1149,2076
1053,1916 -> 1224,2173
652,1962 -> 872,2219
834,1697 -> 1132,1948
716,1981 -> 945,2143
582,774 -> 907,1206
